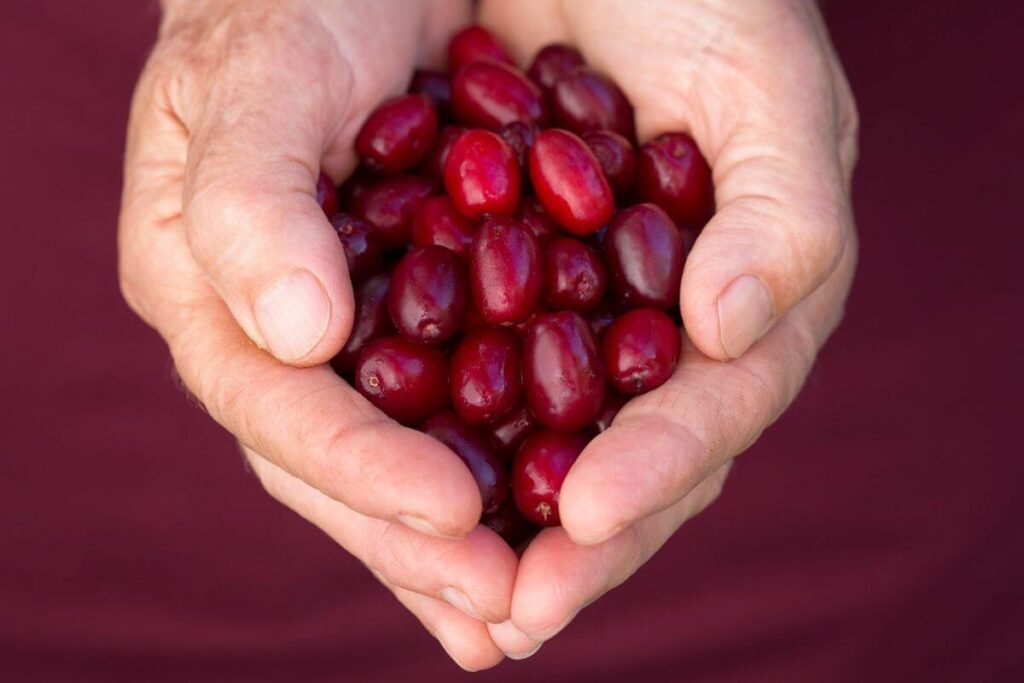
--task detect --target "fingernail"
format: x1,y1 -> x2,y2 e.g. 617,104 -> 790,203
440,586 -> 484,621
717,275 -> 773,359
253,269 -> 330,361
507,642 -> 542,660
397,513 -> 460,540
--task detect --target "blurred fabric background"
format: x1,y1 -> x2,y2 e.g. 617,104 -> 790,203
2,1 -> 1022,680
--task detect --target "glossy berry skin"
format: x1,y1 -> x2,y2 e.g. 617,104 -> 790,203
603,308 -> 681,395
421,410 -> 508,515
409,69 -> 451,114
355,94 -> 438,174
451,60 -> 549,130
352,175 -> 434,249
516,197 -> 559,243
523,312 -> 606,432
635,133 -> 714,228
450,329 -> 522,425
551,68 -> 635,141
316,171 -> 339,215
448,25 -> 514,74
529,129 -> 614,236
604,203 -> 685,308
387,245 -> 467,345
593,390 -> 627,432
542,236 -> 607,311
329,213 -> 383,283
411,196 -> 477,259
419,125 -> 465,184
512,430 -> 588,526
355,336 -> 449,425
470,217 -> 542,325
498,121 -> 536,174
444,129 -> 521,219
331,272 -> 392,377
482,496 -> 537,547
487,403 -> 539,461
527,43 -> 585,91
582,130 -> 636,196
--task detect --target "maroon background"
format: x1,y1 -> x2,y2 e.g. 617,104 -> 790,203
2,1 -> 1022,680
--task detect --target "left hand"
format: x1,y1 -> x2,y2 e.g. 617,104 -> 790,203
477,0 -> 859,657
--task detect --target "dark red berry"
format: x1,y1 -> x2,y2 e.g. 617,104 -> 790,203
542,236 -> 607,311
444,129 -> 521,219
418,125 -> 466,184
329,213 -> 384,282
482,496 -> 537,547
421,410 -> 508,515
355,94 -> 438,174
470,217 -> 542,325
523,312 -> 606,432
460,301 -> 490,335
498,120 -> 536,174
551,68 -> 635,141
679,225 -> 700,256
316,171 -> 339,215
487,404 -> 539,461
512,430 -> 587,526
635,133 -> 714,228
388,245 -> 467,344
604,203 -> 684,308
584,298 -> 622,339
331,272 -> 393,377
451,329 -> 522,424
337,166 -> 376,210
411,195 -> 477,258
529,129 -> 614,235
409,69 -> 451,114
355,336 -> 449,425
603,308 -> 680,395
582,130 -> 636,196
516,197 -> 560,242
353,175 -> 434,249
593,390 -> 627,432
451,60 -> 549,130
448,25 -> 514,74
527,43 -> 585,91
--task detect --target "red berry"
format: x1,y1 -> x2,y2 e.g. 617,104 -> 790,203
421,410 -> 508,515
604,203 -> 684,308
550,68 -> 635,141
451,60 -> 549,130
529,129 -> 614,236
411,195 -> 477,259
470,217 -> 542,325
353,175 -> 434,249
593,390 -> 627,432
460,301 -> 490,335
388,246 -> 467,344
523,312 -> 606,432
542,236 -> 607,311
409,69 -> 451,115
603,308 -> 681,395
329,213 -> 383,283
635,133 -> 714,228
316,171 -> 339,215
512,430 -> 587,526
355,336 -> 449,425
448,25 -> 514,74
418,125 -> 466,184
482,496 -> 537,547
337,166 -> 375,210
498,120 -> 536,174
527,44 -> 585,91
582,130 -> 636,196
355,94 -> 438,174
331,272 -> 393,377
516,197 -> 560,242
444,129 -> 521,219
450,329 -> 522,425
487,403 -> 539,461
584,298 -> 622,339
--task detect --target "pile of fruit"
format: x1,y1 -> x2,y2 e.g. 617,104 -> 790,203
315,26 -> 713,546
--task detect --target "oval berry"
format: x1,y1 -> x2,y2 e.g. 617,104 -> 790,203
355,94 -> 438,174
331,272 -> 393,377
388,246 -> 467,344
451,60 -> 548,130
550,68 -> 635,140
470,217 -> 542,325
487,404 -> 539,462
603,308 -> 681,394
409,69 -> 451,114
523,311 -> 606,432
527,43 -> 585,91
418,125 -> 466,185
451,329 -> 522,425
498,120 -> 536,174
593,390 -> 627,432
516,197 -> 560,242
329,213 -> 383,283
355,336 -> 449,425
512,430 -> 588,526
582,130 -> 636,196
352,175 -> 434,249
444,129 -> 521,219
448,25 -> 514,74
604,203 -> 684,308
316,171 -> 338,215
421,410 -> 508,515
635,132 -> 714,228
482,496 -> 537,547
529,129 -> 614,236
542,236 -> 606,311
411,195 -> 477,258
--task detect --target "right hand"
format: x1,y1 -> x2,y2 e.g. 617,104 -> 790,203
117,0 -> 510,670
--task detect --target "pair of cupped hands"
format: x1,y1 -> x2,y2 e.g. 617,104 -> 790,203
118,0 -> 858,670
